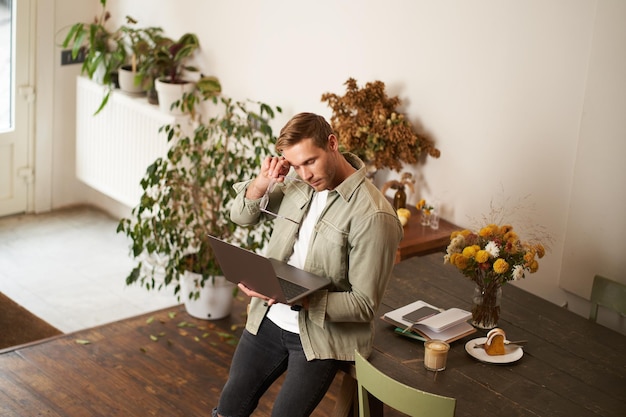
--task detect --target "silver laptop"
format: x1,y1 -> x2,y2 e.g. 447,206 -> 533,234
207,235 -> 331,304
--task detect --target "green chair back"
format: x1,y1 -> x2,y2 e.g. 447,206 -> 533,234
589,274 -> 626,322
354,350 -> 456,417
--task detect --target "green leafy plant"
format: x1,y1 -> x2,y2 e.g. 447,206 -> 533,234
117,92 -> 282,299
61,0 -> 127,113
156,33 -> 201,83
118,21 -> 164,74
61,0 -> 123,82
134,32 -> 205,106
137,32 -> 200,87
61,0 -> 163,113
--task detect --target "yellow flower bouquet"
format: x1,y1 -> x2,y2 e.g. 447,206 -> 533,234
444,223 -> 546,328
445,224 -> 545,284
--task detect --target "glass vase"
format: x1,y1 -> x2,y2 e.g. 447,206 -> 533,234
471,283 -> 502,329
420,211 -> 431,226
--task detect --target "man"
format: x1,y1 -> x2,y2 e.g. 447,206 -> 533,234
212,113 -> 403,417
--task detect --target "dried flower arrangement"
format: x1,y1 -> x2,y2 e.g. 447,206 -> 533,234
321,78 -> 440,171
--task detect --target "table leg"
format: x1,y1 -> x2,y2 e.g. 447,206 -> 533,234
332,372 -> 357,417
368,394 -> 384,417
331,371 -> 384,417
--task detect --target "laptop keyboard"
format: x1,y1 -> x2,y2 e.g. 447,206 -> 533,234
278,278 -> 309,301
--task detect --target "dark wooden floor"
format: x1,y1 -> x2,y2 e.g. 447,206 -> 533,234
0,296 -> 348,416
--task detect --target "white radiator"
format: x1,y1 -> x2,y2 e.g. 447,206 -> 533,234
76,77 -> 175,207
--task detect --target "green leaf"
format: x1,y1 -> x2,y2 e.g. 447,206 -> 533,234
93,89 -> 111,116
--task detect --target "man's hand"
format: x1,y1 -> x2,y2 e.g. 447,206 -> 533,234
238,282 -> 277,306
246,156 -> 291,200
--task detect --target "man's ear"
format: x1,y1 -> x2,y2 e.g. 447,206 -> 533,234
327,134 -> 339,151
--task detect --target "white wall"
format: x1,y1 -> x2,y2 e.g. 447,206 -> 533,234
560,0 -> 626,297
37,0 -> 133,218
41,0 -> 625,333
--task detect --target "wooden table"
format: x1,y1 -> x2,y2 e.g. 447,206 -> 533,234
342,252 -> 626,417
394,203 -> 459,263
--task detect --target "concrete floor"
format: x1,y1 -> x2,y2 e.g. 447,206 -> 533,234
0,206 -> 178,333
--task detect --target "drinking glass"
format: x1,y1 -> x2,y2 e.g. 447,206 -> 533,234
424,340 -> 450,371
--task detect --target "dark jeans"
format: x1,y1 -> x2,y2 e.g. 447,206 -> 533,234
212,317 -> 340,417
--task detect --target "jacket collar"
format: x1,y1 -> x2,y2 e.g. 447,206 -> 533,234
333,152 -> 366,202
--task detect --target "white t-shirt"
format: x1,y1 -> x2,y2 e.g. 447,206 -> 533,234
266,190 -> 328,333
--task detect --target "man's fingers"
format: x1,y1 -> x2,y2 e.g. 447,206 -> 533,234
238,283 -> 274,305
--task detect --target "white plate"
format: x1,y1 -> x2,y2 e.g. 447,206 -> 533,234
465,337 -> 524,364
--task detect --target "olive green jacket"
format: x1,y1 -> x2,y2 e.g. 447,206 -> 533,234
230,153 -> 403,361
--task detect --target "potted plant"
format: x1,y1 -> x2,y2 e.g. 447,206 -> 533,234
321,77 -> 441,174
117,21 -> 164,94
61,0 -> 127,114
117,90 -> 282,319
142,32 -> 204,114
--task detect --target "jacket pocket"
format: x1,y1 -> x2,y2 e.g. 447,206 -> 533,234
313,221 -> 349,281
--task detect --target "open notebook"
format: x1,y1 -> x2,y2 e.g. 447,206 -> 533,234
381,300 -> 476,343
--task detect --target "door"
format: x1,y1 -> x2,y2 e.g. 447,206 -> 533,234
0,0 -> 34,217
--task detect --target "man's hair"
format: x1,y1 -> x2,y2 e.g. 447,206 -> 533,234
275,113 -> 334,153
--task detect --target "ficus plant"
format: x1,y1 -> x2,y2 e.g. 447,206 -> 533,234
117,90 -> 282,300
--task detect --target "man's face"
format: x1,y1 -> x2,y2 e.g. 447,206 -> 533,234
281,137 -> 338,191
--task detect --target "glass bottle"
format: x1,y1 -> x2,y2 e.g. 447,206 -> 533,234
393,186 -> 406,210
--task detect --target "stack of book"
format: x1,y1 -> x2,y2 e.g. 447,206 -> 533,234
381,300 -> 476,343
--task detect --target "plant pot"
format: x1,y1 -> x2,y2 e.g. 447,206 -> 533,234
180,271 -> 235,320
155,78 -> 195,115
147,87 -> 159,105
118,65 -> 144,94
110,71 -> 120,89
